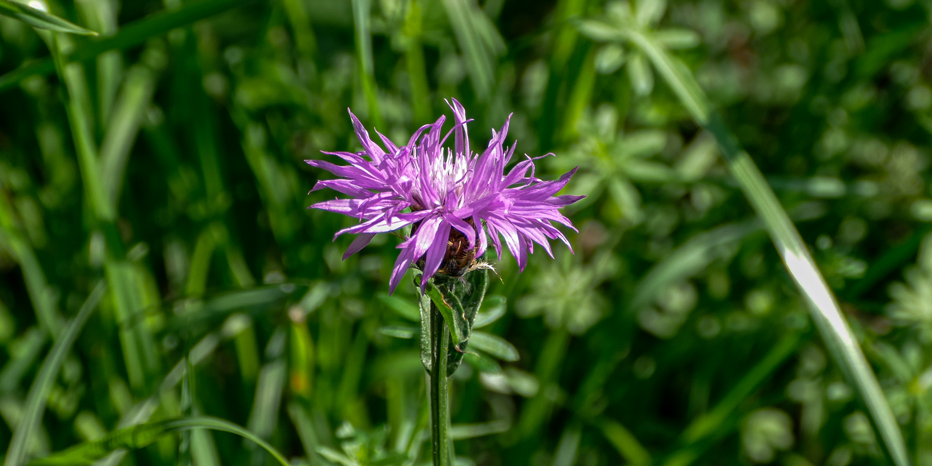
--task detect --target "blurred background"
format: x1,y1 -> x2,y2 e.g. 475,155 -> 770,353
1,0 -> 932,464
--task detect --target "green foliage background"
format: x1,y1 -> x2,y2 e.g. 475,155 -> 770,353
1,0 -> 931,464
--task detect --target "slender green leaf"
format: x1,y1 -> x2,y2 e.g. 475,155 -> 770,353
628,219 -> 759,313
473,295 -> 507,328
463,351 -> 501,374
378,292 -> 421,322
351,0 -> 383,127
0,0 -> 261,92
100,63 -> 159,210
5,282 -> 106,466
0,1 -> 97,35
440,0 -> 504,100
596,418 -> 651,466
469,332 -> 519,362
450,420 -> 510,440
425,281 -> 469,346
27,417 -> 290,466
380,325 -> 419,339
634,0 -> 666,27
627,52 -> 653,96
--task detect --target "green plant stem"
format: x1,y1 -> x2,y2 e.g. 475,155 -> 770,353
428,303 -> 452,466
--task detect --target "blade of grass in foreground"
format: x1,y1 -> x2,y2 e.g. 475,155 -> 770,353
0,0 -> 260,92
27,417 -> 289,466
608,24 -> 910,466
0,1 -> 97,35
4,281 -> 107,466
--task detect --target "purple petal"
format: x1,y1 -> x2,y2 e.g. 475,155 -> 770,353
421,222 -> 452,291
444,214 -> 476,250
334,209 -> 430,237
473,215 -> 488,259
374,128 -> 399,154
311,179 -> 371,198
447,98 -> 470,157
349,110 -> 385,164
389,240 -> 417,294
343,233 -> 376,260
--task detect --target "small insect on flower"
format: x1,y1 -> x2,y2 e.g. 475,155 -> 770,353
306,99 -> 584,293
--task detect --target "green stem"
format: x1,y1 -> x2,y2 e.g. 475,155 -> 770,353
428,302 -> 452,466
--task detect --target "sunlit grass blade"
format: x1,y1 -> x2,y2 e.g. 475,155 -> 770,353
0,0 -> 260,92
0,1 -> 97,35
607,24 -> 911,466
27,416 -> 290,466
4,281 -> 106,466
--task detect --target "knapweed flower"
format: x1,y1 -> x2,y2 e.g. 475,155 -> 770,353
307,99 -> 584,293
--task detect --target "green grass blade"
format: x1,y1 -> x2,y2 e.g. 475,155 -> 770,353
0,0 -> 259,92
100,63 -> 158,211
351,0 -> 383,128
0,195 -> 63,338
617,25 -> 911,466
595,418 -> 651,466
628,219 -> 759,313
661,334 -> 800,466
94,335 -> 221,466
27,416 -> 290,466
0,1 -> 97,35
440,0 -> 503,100
4,281 -> 106,466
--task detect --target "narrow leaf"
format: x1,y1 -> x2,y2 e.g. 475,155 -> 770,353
576,19 -> 624,42
0,0 -> 261,92
0,1 -> 97,35
378,292 -> 421,322
28,417 -> 290,466
381,325 -> 419,339
5,282 -> 106,466
469,332 -> 519,362
418,289 -> 433,373
473,295 -> 506,328
425,281 -> 469,346
464,352 -> 501,374
627,52 -> 653,96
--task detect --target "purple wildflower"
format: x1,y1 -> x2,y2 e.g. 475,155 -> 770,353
307,99 -> 584,294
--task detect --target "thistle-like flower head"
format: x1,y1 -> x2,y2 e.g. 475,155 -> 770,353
307,99 -> 584,293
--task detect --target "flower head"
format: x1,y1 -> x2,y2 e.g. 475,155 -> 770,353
307,99 -> 584,293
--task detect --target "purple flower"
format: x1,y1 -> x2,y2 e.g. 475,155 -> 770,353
307,99 -> 584,293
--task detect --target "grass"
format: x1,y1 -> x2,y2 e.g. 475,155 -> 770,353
1,0 -> 931,465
